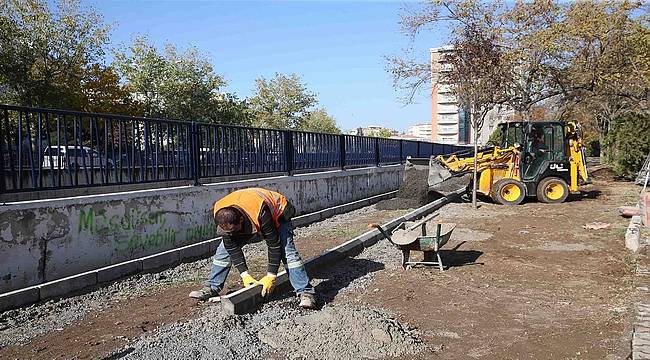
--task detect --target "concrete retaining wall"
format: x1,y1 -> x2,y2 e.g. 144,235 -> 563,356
0,165 -> 402,293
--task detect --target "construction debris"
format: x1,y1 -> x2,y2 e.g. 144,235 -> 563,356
582,222 -> 611,230
619,206 -> 641,218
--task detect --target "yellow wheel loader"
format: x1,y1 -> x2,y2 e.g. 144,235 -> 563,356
405,121 -> 589,205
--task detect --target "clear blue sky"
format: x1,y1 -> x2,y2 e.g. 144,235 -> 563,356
91,1 -> 449,132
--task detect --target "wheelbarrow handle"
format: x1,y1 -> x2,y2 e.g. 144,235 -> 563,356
368,223 -> 399,246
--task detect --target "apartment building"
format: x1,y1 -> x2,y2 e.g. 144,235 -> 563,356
430,46 -> 471,145
408,123 -> 433,140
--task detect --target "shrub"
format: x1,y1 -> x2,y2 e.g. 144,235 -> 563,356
604,113 -> 650,179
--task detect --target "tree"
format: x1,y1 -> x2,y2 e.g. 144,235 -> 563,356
80,64 -> 139,114
443,24 -> 507,207
114,36 -> 247,124
300,108 -> 341,134
373,128 -> 394,138
388,0 -> 648,166
604,113 -> 650,179
0,0 -> 114,109
249,73 -> 317,130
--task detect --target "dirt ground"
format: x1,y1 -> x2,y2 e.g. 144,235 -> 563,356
346,179 -> 640,359
0,174 -> 642,359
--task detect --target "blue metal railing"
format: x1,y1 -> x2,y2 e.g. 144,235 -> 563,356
0,104 -> 469,193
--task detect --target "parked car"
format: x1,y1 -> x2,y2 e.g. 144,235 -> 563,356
42,146 -> 114,170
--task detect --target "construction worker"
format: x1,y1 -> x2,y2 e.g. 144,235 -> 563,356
189,187 -> 317,309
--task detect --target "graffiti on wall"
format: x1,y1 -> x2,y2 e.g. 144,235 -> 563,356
77,207 -> 215,254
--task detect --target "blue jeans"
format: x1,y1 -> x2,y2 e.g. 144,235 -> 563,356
205,221 -> 314,295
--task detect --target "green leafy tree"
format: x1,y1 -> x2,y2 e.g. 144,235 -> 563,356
300,108 -> 341,134
604,113 -> 650,179
0,0 -> 114,109
249,73 -> 318,129
114,36 -> 248,124
374,128 -> 393,138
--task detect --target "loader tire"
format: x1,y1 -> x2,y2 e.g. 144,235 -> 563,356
536,177 -> 569,204
491,179 -> 526,205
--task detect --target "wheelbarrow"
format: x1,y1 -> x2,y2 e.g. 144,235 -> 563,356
370,212 -> 456,271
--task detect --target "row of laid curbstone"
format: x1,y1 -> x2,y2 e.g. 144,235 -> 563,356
0,190 -> 398,313
221,189 -> 465,315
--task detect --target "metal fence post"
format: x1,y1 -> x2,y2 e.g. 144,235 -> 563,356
192,122 -> 200,186
417,141 -> 421,157
285,130 -> 294,175
375,137 -> 380,166
0,115 -> 5,193
339,134 -> 346,170
399,140 -> 403,162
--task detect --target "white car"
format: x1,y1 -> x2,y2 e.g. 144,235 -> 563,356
42,146 -> 114,169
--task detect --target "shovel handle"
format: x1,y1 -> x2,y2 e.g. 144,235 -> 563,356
368,223 -> 398,246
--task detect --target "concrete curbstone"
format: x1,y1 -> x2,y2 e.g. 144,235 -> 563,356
0,286 -> 40,312
39,272 -> 97,300
208,237 -> 221,255
222,285 -> 263,315
179,241 -> 212,262
332,238 -> 365,257
293,213 -> 322,227
142,250 -> 180,272
97,260 -> 143,284
304,250 -> 345,273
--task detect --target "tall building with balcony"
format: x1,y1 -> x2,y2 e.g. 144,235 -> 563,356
430,46 -> 517,146
430,46 -> 471,145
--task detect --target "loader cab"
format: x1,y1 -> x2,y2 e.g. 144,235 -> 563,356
519,121 -> 567,181
496,122 -> 524,148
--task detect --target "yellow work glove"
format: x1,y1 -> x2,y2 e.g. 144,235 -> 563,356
257,273 -> 277,297
240,271 -> 258,288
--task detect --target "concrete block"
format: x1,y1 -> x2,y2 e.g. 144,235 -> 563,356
142,250 -> 180,271
304,250 -> 345,273
293,212 -> 321,228
222,284 -> 263,315
0,286 -> 40,312
318,208 -> 336,220
627,222 -> 641,252
208,237 -> 222,254
272,271 -> 291,294
358,230 -> 382,247
332,238 -> 364,257
39,271 -> 97,300
382,216 -> 407,233
179,241 -> 211,262
97,260 -> 143,284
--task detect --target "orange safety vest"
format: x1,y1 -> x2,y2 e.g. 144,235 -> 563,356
212,188 -> 289,230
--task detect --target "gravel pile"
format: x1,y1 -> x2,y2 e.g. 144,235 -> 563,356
111,233 -> 421,360
118,298 -> 301,360
259,305 -> 422,360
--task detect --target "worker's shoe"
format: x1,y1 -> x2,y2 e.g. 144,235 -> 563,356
189,286 -> 218,301
298,292 -> 317,309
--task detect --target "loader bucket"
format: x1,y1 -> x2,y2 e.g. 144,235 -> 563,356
428,158 -> 470,197
427,158 -> 452,188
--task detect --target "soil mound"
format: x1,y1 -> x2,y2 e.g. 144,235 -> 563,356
376,166 -> 431,210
